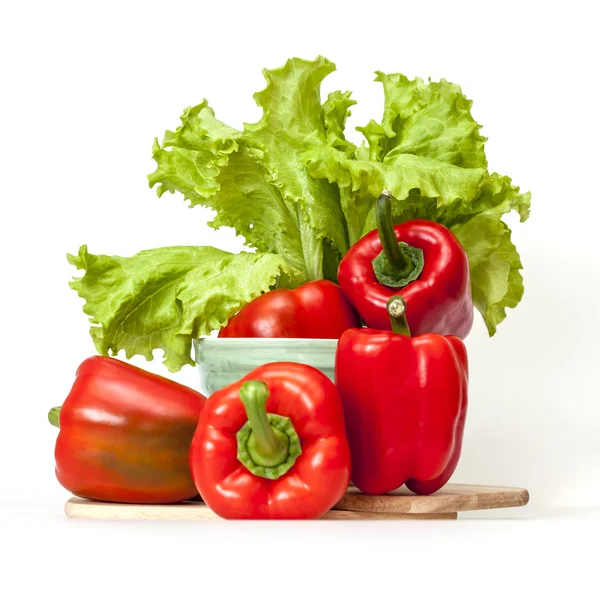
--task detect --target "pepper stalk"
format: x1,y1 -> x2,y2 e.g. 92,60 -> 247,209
372,190 -> 424,288
48,406 -> 61,428
387,296 -> 411,337
236,380 -> 302,480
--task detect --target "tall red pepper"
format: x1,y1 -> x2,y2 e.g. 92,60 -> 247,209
189,362 -> 351,519
338,190 -> 473,338
219,280 -> 360,338
49,356 -> 206,504
335,296 -> 468,495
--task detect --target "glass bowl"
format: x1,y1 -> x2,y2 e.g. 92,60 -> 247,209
193,337 -> 338,396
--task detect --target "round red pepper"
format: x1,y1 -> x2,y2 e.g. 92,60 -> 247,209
50,356 -> 206,504
219,280 -> 360,338
189,362 -> 351,519
335,296 -> 468,495
338,191 -> 473,338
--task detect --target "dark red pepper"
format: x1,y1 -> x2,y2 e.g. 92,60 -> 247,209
49,356 -> 206,504
338,190 -> 473,338
219,280 -> 360,338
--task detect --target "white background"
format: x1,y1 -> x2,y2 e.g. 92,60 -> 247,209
1,0 -> 599,597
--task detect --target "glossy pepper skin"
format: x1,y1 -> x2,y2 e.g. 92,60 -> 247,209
50,356 -> 206,504
338,192 -> 473,339
335,297 -> 468,495
189,362 -> 351,519
219,280 -> 360,338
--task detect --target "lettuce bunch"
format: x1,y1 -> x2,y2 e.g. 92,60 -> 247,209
69,56 -> 530,371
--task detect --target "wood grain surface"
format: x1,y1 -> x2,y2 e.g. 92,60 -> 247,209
64,483 -> 528,521
64,497 -> 457,521
334,484 -> 529,513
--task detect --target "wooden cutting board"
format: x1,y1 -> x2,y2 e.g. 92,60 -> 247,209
64,483 -> 529,521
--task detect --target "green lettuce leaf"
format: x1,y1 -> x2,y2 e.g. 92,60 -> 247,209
303,150 -> 486,245
68,245 -> 292,371
357,172 -> 530,235
245,57 -> 350,276
148,103 -> 307,281
357,72 -> 487,168
452,216 -> 524,335
321,90 -> 357,152
148,101 -> 239,203
203,146 -> 307,281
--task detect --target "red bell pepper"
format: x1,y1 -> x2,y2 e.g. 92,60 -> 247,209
335,296 -> 468,495
189,362 -> 351,519
338,190 -> 473,338
49,356 -> 206,504
219,280 -> 360,338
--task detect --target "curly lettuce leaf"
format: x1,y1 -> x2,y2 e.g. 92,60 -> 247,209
306,151 -> 485,228
357,72 -> 487,168
161,100 -> 242,156
322,90 -> 357,152
148,101 -> 239,203
148,103 -> 307,281
357,172 -> 530,234
469,172 -> 531,223
68,245 -> 292,371
205,146 -> 307,279
244,57 -> 349,276
452,216 -> 524,335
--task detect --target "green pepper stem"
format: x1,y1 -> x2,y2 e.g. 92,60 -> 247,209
376,190 -> 408,270
48,406 -> 61,428
239,381 -> 288,466
372,190 -> 425,289
387,296 -> 411,337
